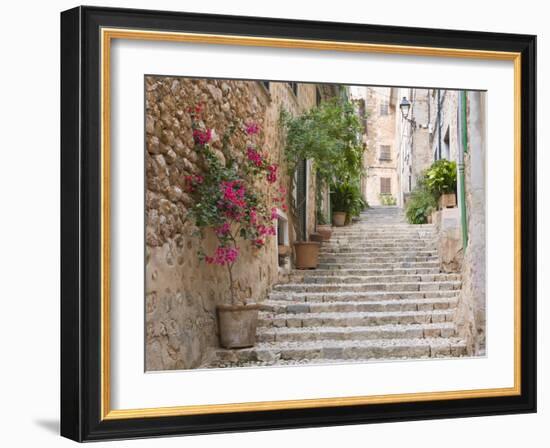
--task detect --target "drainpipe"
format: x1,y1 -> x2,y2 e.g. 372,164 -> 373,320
458,91 -> 468,249
437,90 -> 442,160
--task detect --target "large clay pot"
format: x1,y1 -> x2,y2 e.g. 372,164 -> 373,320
294,241 -> 320,269
439,193 -> 457,209
316,224 -> 333,241
309,232 -> 324,243
332,211 -> 347,227
278,245 -> 291,257
217,304 -> 259,349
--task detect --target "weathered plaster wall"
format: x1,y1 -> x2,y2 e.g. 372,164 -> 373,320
145,77 -> 320,370
262,82 -> 318,241
429,90 -> 459,162
455,91 -> 487,354
363,87 -> 398,206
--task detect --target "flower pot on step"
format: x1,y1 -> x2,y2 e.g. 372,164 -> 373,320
293,241 -> 320,269
278,244 -> 291,257
217,304 -> 259,349
309,232 -> 324,243
439,192 -> 457,209
316,224 -> 333,241
332,211 -> 347,227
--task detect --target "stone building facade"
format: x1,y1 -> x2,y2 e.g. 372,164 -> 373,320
351,87 -> 398,206
144,77 -> 329,370
393,88 -> 432,206
393,87 -> 487,354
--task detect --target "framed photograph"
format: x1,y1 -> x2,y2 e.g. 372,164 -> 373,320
60,6 -> 536,442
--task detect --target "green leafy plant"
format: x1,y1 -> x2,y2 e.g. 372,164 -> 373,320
405,187 -> 437,224
425,159 -> 457,197
379,194 -> 397,206
331,181 -> 364,223
279,98 -> 365,239
184,106 -> 283,304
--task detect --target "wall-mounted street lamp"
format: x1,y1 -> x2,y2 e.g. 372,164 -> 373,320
399,96 -> 411,119
399,96 -> 416,128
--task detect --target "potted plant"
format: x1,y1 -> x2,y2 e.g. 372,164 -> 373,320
279,98 -> 365,263
315,211 -> 333,241
331,182 -> 363,226
185,107 -> 282,348
405,185 -> 438,224
425,159 -> 457,209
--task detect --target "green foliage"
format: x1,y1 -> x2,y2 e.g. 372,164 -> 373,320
425,159 -> 457,196
331,182 -> 364,224
379,194 -> 396,206
361,195 -> 369,211
280,98 -> 364,187
316,209 -> 328,225
405,187 -> 437,224
279,98 -> 365,238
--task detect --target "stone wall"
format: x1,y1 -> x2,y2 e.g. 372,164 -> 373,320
455,91 -> 487,354
429,90 -> 459,162
145,77 -> 320,370
363,87 -> 398,206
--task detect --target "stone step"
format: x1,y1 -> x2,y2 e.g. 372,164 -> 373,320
324,240 -> 436,246
213,338 -> 467,364
257,322 -> 458,342
287,268 -> 441,279
268,290 -> 459,303
332,229 -> 434,235
319,255 -> 439,263
301,273 -> 460,284
320,247 -> 437,253
273,281 -> 461,293
258,309 -> 455,328
260,297 -> 458,314
317,260 -> 441,270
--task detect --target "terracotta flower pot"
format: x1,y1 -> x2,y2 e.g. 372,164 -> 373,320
439,193 -> 457,209
293,241 -> 320,269
217,304 -> 259,349
278,245 -> 291,257
309,232 -> 324,243
316,224 -> 333,241
332,211 -> 347,227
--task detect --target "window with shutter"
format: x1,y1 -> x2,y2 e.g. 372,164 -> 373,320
380,100 -> 389,115
379,145 -> 392,161
380,177 -> 392,195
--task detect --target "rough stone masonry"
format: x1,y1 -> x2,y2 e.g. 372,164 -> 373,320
144,77 -> 318,370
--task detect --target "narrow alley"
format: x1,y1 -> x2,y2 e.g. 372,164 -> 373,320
211,206 -> 467,367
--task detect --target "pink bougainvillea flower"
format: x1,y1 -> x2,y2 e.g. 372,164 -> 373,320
245,123 -> 260,135
249,209 -> 258,225
220,180 -> 246,208
281,204 -> 288,212
215,222 -> 231,236
186,104 -> 203,115
267,164 -> 278,183
184,174 -> 204,193
253,238 -> 265,247
257,225 -> 276,237
246,147 -> 264,167
204,246 -> 239,265
271,207 -> 278,220
193,128 -> 212,145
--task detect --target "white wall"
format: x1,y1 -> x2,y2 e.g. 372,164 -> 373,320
0,1 -> 546,447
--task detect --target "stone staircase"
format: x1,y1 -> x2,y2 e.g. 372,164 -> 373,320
210,206 -> 467,368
